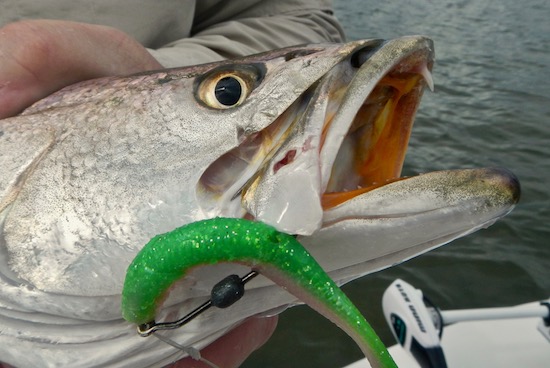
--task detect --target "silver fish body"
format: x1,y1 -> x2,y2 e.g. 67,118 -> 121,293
0,36 -> 519,367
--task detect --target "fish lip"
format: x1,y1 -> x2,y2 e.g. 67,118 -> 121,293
488,167 -> 521,203
323,167 -> 521,222
301,167 -> 521,282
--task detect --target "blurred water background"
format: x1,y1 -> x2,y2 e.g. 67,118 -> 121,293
243,0 -> 550,366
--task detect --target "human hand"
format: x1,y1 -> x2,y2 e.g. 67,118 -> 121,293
168,316 -> 278,368
0,19 -> 162,119
0,317 -> 278,368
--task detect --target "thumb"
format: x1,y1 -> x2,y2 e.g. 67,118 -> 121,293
169,316 -> 279,368
0,20 -> 162,119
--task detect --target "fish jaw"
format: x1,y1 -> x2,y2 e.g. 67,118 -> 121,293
239,36 -> 435,235
303,167 -> 521,283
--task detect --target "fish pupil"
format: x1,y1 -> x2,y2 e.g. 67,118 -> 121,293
215,77 -> 242,106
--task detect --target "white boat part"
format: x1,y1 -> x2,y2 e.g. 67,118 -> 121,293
344,279 -> 550,368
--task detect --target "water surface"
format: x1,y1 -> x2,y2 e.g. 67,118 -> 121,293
243,1 -> 549,366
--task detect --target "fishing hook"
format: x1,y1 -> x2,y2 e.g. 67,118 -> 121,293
137,271 -> 259,336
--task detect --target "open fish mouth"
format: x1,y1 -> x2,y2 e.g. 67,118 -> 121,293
319,38 -> 434,207
197,37 -> 435,235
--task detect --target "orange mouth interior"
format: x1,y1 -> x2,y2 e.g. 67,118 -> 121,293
321,71 -> 429,209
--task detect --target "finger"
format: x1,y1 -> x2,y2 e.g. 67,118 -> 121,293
168,316 -> 279,368
0,20 -> 162,118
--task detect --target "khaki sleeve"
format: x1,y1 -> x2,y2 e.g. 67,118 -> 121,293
148,3 -> 345,67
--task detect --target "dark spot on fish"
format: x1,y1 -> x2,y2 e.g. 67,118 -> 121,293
106,96 -> 124,107
350,40 -> 385,68
158,76 -> 174,84
284,49 -> 320,62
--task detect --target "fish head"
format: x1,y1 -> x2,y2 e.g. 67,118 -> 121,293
196,37 -> 436,235
2,38 -> 430,296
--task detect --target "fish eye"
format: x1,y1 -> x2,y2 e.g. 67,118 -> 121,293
215,76 -> 244,107
198,72 -> 253,110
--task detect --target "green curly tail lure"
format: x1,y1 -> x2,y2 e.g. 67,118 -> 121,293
121,217 -> 396,368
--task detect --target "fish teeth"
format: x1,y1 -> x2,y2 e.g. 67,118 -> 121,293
420,64 -> 434,92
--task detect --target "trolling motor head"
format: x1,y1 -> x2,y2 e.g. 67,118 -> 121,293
382,279 -> 448,368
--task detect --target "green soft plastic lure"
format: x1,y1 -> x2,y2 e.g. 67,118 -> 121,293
121,217 -> 396,368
